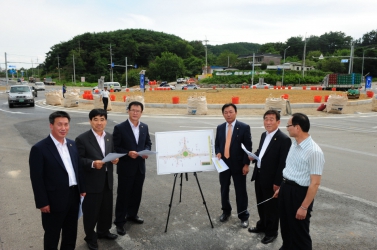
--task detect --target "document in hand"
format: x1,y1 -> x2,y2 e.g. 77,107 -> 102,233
137,150 -> 157,157
241,143 -> 261,165
212,157 -> 229,173
102,153 -> 127,162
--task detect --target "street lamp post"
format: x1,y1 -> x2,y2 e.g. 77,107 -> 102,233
362,47 -> 375,82
282,46 -> 290,85
125,57 -> 133,88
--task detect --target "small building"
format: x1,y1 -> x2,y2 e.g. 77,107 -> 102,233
267,62 -> 315,71
238,53 -> 282,66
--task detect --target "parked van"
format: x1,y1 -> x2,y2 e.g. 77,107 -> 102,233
93,82 -> 122,92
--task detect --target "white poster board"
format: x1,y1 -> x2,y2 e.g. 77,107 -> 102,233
156,130 -> 216,175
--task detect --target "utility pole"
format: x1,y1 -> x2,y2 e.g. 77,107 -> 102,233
31,59 -> 34,77
109,44 -> 113,82
251,53 -> 255,85
348,42 -> 354,74
57,55 -> 61,82
37,58 -> 39,76
204,38 -> 209,76
302,33 -> 307,78
73,54 -> 76,85
125,57 -> 128,88
5,52 -> 8,88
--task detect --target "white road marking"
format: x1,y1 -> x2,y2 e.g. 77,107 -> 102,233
319,186 -> 377,208
318,143 -> 377,157
0,108 -> 29,114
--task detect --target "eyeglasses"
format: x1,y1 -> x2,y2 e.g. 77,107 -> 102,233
286,124 -> 294,128
129,109 -> 141,113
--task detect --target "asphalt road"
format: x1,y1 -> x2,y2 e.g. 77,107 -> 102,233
0,88 -> 377,250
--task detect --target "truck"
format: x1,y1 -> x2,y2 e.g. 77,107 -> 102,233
28,77 -> 41,83
44,77 -> 56,85
322,73 -> 362,90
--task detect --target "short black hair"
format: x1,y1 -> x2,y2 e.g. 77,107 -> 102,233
222,103 -> 237,113
128,101 -> 144,112
263,110 -> 280,121
89,109 -> 107,120
49,111 -> 70,124
291,113 -> 310,132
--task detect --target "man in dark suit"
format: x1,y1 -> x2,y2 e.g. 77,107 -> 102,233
29,111 -> 86,250
248,110 -> 292,244
215,103 -> 252,228
75,109 -> 119,250
113,101 -> 152,235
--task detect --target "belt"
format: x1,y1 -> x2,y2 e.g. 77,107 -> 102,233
69,185 -> 77,189
282,178 -> 305,187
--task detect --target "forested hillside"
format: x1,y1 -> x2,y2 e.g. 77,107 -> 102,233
38,28 -> 377,84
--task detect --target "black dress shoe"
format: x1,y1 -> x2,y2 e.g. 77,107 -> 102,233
128,216 -> 144,224
261,235 -> 278,244
116,226 -> 126,236
97,232 -> 118,240
219,213 -> 230,222
248,227 -> 264,233
86,242 -> 98,250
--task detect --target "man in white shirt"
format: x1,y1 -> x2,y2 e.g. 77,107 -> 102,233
101,86 -> 110,111
248,110 -> 291,244
274,113 -> 325,250
29,111 -> 86,249
75,109 -> 119,250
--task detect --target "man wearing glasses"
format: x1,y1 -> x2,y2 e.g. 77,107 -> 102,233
274,113 -> 325,250
112,101 -> 152,236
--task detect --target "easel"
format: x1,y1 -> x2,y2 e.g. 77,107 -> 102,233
164,172 -> 214,232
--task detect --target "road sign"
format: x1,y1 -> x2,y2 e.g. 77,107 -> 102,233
8,65 -> 16,68
111,62 -> 114,68
341,59 -> 349,63
140,74 -> 145,89
365,76 -> 372,89
134,64 -> 137,69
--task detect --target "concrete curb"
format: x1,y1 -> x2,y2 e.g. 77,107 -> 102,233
79,98 -> 373,109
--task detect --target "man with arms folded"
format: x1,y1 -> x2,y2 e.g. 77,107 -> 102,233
75,109 -> 119,250
274,113 -> 325,250
29,111 -> 86,250
113,101 -> 152,235
215,103 -> 252,228
248,110 -> 291,244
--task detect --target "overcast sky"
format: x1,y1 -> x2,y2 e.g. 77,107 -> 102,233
1,0 -> 376,70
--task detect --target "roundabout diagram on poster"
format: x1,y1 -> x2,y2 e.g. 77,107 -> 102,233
155,130 -> 216,175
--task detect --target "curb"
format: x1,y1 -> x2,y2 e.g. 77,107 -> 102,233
79,98 -> 373,109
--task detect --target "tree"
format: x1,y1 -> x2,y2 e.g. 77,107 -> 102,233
184,56 -> 204,77
148,52 -> 185,81
215,50 -> 238,67
260,63 -> 267,70
317,57 -> 346,73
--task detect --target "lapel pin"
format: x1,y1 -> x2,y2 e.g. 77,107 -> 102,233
274,138 -> 276,140
107,139 -> 109,141
69,144 -> 72,146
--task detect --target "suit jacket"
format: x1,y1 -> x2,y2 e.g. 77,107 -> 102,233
215,120 -> 252,174
29,136 -> 85,212
75,130 -> 114,193
113,120 -> 152,176
251,129 -> 292,188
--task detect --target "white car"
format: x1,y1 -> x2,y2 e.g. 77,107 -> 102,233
34,82 -> 45,91
251,83 -> 270,89
8,85 -> 35,108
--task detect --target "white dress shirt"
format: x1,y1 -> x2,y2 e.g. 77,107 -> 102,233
50,134 -> 77,186
257,128 -> 278,168
91,129 -> 107,171
128,119 -> 140,144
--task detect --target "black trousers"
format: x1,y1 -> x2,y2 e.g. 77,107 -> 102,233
83,174 -> 113,244
255,176 -> 279,237
41,186 -> 80,250
114,168 -> 145,227
278,181 -> 314,250
219,167 -> 249,221
103,97 -> 108,111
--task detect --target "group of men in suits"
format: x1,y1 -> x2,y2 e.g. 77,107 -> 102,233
29,101 -> 151,250
216,104 -> 324,249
